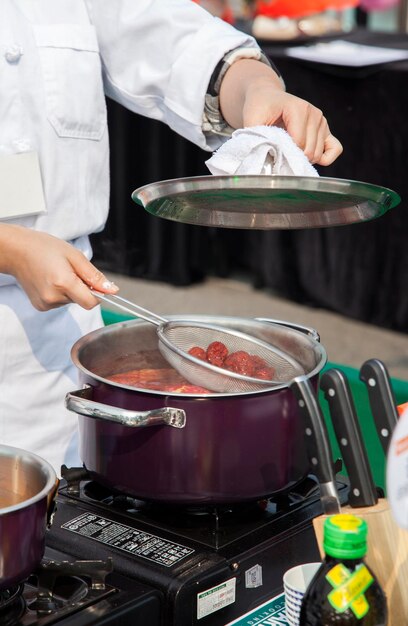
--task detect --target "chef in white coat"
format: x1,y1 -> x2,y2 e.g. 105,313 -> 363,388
0,0 -> 342,474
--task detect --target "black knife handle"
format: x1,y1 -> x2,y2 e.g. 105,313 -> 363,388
359,359 -> 398,454
321,369 -> 378,508
290,376 -> 337,485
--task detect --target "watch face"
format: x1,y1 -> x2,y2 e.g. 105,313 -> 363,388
387,408 -> 408,529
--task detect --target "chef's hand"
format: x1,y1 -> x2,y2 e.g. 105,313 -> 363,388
0,225 -> 118,311
219,58 -> 343,166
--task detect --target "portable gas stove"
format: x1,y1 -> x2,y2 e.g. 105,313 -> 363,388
1,468 -> 348,626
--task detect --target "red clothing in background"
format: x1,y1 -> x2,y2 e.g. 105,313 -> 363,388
254,0 -> 359,18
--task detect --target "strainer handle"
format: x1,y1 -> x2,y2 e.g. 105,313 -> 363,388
92,292 -> 167,326
255,318 -> 320,342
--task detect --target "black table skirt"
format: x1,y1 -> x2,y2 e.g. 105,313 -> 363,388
91,29 -> 408,332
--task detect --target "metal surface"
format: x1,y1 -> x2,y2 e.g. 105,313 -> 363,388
94,293 -> 304,393
321,369 -> 378,508
66,386 -> 186,428
132,175 -> 401,230
69,316 -> 326,503
290,376 -> 341,515
360,358 -> 399,454
0,445 -> 57,590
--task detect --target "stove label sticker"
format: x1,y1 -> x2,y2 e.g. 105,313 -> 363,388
197,578 -> 236,620
245,564 -> 263,588
62,513 -> 194,567
225,593 -> 288,625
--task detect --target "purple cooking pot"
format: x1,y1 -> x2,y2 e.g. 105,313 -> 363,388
0,445 -> 57,590
66,316 -> 327,504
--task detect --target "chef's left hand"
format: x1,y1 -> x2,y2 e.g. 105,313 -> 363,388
219,58 -> 343,167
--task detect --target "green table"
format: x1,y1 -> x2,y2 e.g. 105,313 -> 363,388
101,309 -> 408,492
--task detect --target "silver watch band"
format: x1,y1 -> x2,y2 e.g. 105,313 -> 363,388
203,47 -> 282,137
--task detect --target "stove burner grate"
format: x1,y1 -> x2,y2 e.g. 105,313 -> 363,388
25,558 -> 114,614
0,584 -> 24,610
0,584 -> 26,624
79,473 -> 323,521
0,559 -> 117,625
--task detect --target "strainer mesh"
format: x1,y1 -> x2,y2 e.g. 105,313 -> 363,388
158,323 -> 304,393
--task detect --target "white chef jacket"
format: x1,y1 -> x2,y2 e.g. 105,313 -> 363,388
0,0 -> 259,473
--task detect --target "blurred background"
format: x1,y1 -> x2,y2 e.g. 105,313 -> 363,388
193,0 -> 401,30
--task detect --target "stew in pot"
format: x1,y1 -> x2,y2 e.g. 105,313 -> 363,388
108,368 -> 211,394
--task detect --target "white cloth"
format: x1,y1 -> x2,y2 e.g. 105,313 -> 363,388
0,285 -> 103,473
205,126 -> 318,177
0,0 -> 259,471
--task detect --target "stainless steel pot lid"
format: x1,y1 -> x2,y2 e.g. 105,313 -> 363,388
132,175 -> 400,230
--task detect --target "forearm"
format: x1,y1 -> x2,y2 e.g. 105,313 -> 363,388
219,59 -> 284,130
0,223 -> 25,276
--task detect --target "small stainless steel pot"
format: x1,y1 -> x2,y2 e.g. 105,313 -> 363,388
0,446 -> 57,590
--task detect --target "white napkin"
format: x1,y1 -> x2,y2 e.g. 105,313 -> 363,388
205,125 -> 318,177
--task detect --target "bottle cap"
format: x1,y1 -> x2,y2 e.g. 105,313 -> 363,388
323,514 -> 368,559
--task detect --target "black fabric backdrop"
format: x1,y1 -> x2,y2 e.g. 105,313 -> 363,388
91,29 -> 408,332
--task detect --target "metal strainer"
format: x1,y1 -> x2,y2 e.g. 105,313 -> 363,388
94,293 -> 304,393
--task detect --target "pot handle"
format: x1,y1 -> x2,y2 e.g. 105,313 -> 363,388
255,317 -> 320,342
65,385 -> 186,429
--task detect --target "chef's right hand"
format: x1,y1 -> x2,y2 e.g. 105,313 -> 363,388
0,225 -> 118,311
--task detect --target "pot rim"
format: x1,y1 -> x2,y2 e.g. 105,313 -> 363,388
0,445 -> 57,515
71,315 -> 328,398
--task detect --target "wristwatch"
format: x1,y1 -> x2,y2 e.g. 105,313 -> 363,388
203,46 -> 283,137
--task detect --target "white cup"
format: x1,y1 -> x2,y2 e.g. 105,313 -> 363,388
283,562 -> 321,626
286,604 -> 302,626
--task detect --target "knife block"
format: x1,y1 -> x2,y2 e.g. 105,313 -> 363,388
312,499 -> 408,626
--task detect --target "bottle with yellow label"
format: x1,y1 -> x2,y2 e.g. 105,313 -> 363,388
299,514 -> 387,625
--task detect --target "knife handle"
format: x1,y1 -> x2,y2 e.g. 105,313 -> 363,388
359,359 -> 398,454
290,376 -> 337,486
321,369 -> 378,508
